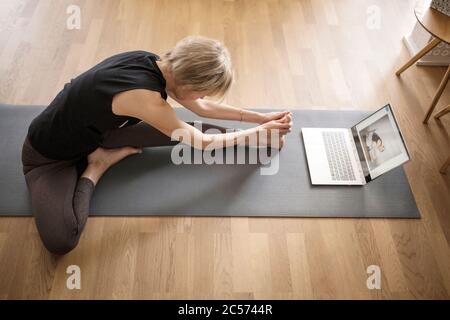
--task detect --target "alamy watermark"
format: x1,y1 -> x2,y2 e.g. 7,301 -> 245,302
366,265 -> 381,290
366,5 -> 381,30
170,122 -> 281,176
66,265 -> 81,290
64,263 -> 380,291
66,5 -> 81,30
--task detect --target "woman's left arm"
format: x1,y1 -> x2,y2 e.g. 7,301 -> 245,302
174,97 -> 291,124
197,99 -> 264,123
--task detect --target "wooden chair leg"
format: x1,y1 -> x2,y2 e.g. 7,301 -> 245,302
396,38 -> 441,76
434,104 -> 450,120
440,156 -> 450,174
423,65 -> 450,123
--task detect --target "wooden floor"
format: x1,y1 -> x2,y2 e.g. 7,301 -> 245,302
1,0 -> 449,299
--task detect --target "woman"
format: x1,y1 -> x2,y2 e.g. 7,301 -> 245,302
22,35 -> 292,255
365,130 -> 385,164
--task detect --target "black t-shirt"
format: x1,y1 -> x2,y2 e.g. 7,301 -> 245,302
27,50 -> 167,160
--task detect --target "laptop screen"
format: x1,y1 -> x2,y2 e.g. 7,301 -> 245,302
351,104 -> 410,181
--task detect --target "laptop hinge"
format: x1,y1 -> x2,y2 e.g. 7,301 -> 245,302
347,129 -> 366,185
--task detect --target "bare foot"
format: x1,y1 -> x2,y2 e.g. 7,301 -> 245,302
82,146 -> 142,185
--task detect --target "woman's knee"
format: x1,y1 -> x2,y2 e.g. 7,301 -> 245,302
40,232 -> 80,255
34,212 -> 81,255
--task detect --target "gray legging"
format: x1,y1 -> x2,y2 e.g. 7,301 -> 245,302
21,121 -> 227,255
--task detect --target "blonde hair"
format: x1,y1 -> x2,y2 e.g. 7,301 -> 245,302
163,35 -> 233,99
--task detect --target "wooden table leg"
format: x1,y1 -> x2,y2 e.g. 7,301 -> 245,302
440,156 -> 450,174
423,65 -> 450,123
396,37 -> 441,76
434,104 -> 450,120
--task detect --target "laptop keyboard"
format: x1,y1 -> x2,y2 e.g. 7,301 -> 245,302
322,131 -> 356,181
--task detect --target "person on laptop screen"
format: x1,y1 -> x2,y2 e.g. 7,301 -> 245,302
364,130 -> 385,164
359,110 -> 407,173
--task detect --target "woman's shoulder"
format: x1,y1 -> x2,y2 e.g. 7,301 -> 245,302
116,50 -> 159,59
111,50 -> 160,63
92,49 -> 166,95
91,50 -> 159,71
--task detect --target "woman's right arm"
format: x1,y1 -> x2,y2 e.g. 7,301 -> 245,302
112,89 -> 290,150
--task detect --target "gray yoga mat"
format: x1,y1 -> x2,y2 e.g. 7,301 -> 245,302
0,104 -> 420,218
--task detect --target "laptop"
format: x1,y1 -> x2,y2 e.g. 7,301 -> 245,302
301,104 -> 410,185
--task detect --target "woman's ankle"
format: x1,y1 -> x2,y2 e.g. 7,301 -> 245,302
81,161 -> 108,186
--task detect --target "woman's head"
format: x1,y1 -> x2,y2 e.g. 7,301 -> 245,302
162,35 -> 233,101
372,132 -> 385,152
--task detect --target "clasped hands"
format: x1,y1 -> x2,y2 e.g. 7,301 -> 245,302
254,111 -> 293,149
